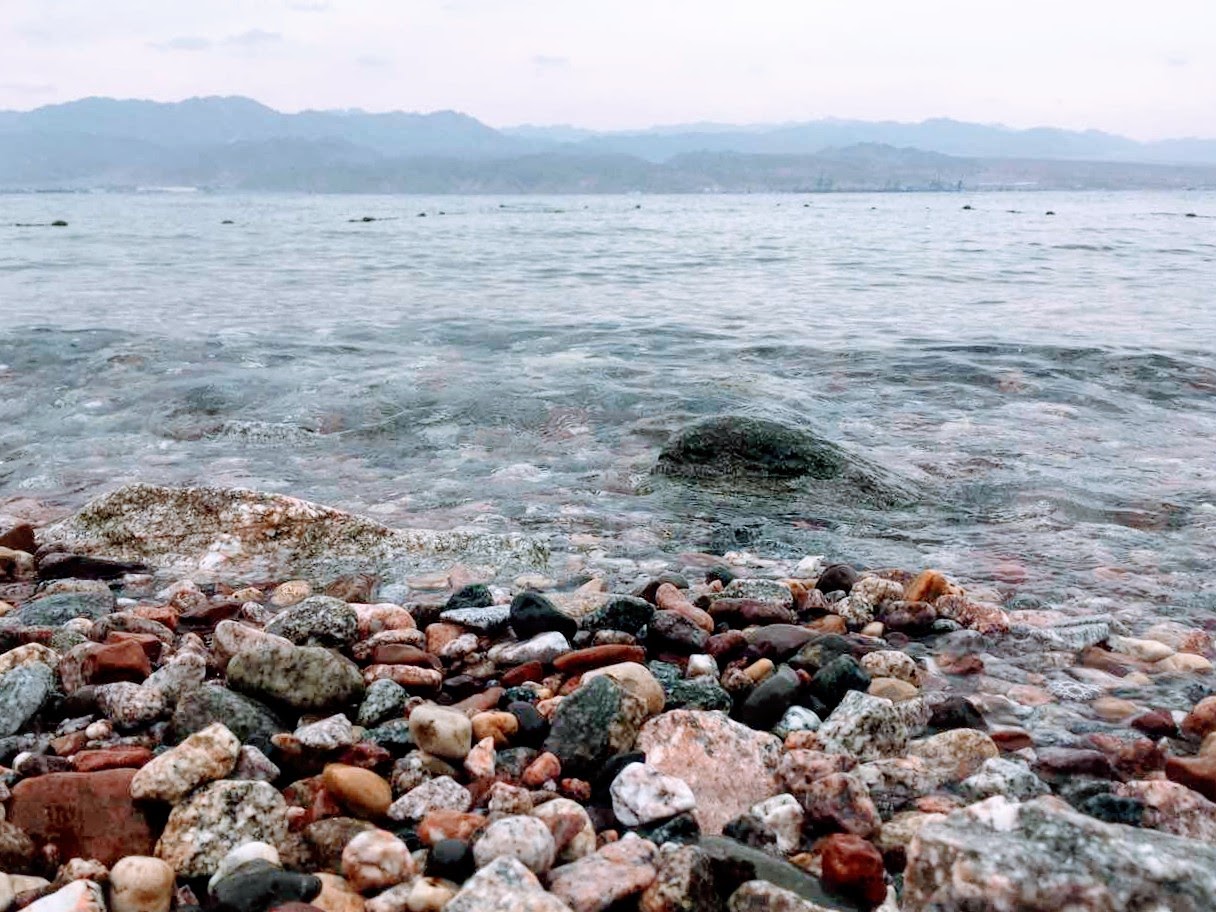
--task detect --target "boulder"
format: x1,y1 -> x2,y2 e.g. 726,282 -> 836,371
904,796 -> 1216,911
652,417 -> 914,506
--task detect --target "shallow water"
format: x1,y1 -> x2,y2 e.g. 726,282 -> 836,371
1,191 -> 1214,621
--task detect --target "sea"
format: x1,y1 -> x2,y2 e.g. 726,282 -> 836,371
1,190 -> 1214,623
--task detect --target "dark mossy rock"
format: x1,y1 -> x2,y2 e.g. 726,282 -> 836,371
36,553 -> 145,581
210,860 -> 321,912
446,584 -> 493,611
928,696 -> 986,732
506,702 -> 548,747
510,591 -> 577,641
544,677 -> 643,778
1082,793 -> 1144,827
699,835 -> 857,910
581,596 -> 654,635
427,838 -> 474,881
650,661 -> 732,712
14,592 -> 114,626
815,564 -> 859,595
734,665 -> 801,732
363,719 -> 415,752
169,685 -> 286,753
636,811 -> 701,846
789,635 -> 855,675
652,416 -> 916,508
809,656 -> 871,712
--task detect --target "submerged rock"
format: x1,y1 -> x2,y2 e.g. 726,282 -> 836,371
652,417 -> 915,506
40,484 -> 549,583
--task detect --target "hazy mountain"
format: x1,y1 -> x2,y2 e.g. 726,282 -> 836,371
1,96 -> 1215,192
0,95 -> 533,158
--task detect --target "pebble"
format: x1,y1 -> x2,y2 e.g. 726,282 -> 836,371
323,764 -> 394,818
155,779 -> 289,877
22,881 -> 106,912
297,714 -> 357,750
819,832 -> 887,907
388,776 -> 472,821
207,841 -> 281,892
547,835 -> 659,912
130,722 -> 240,803
472,815 -> 556,874
341,828 -> 416,892
408,704 -> 472,760
610,762 -> 697,827
444,856 -> 570,912
109,856 -> 176,912
488,632 -> 572,666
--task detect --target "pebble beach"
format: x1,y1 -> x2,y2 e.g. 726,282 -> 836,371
0,481 -> 1215,912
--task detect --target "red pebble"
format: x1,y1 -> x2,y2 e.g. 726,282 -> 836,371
819,833 -> 888,908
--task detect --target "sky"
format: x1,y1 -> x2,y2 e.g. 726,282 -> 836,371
3,0 -> 1215,139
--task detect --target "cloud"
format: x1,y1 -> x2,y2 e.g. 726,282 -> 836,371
226,29 -> 283,47
356,54 -> 391,68
150,30 -> 282,52
1166,56 -> 1189,68
287,0 -> 331,10
531,55 -> 570,69
153,35 -> 213,51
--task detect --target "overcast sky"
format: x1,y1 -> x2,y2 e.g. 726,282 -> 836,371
4,0 -> 1214,138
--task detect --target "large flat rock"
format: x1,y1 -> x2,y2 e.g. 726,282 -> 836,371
904,795 -> 1216,911
41,484 -> 549,584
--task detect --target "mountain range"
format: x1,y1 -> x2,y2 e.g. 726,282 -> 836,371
2,95 -> 1215,192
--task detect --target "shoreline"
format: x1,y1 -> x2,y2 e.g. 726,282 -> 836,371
0,484 -> 1214,909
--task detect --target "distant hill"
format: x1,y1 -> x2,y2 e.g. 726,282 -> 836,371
1,96 -> 1215,192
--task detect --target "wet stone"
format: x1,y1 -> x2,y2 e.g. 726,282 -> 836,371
510,591 -> 577,641
439,606 -> 510,632
544,675 -> 648,779
265,597 -> 360,648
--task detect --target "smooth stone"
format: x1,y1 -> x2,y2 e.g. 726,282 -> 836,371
109,856 -> 176,912
9,769 -> 156,866
170,684 -> 286,753
297,714 -> 357,751
387,777 -> 472,822
440,605 -> 511,632
323,764 -> 393,819
0,663 -> 55,736
735,664 -> 801,732
211,861 -> 322,912
903,796 -> 1216,910
341,829 -> 416,892
228,642 -> 364,713
510,591 -> 577,641
22,881 -> 106,912
547,836 -> 659,912
487,632 -> 571,666
532,797 -> 596,863
472,815 -> 556,875
408,705 -> 472,760
207,842 -> 282,893
581,662 -> 666,716
357,679 -> 408,728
